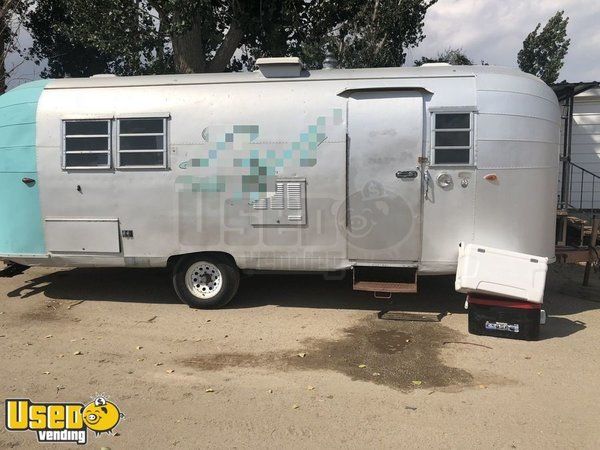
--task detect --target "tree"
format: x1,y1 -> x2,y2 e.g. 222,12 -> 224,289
414,48 -> 473,66
1,0 -> 26,93
23,0 -> 437,77
24,0 -> 114,78
517,10 -> 570,84
295,0 -> 438,69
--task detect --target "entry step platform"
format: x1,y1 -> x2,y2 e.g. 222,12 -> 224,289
352,266 -> 417,296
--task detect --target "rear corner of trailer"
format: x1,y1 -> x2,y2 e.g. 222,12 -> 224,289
472,67 -> 561,261
0,80 -> 51,264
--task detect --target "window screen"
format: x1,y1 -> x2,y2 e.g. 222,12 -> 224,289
63,120 -> 111,169
117,118 -> 167,168
432,113 -> 472,165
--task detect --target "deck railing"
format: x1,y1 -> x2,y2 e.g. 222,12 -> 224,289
559,160 -> 600,221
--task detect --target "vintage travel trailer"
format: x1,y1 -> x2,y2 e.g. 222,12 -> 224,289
0,59 -> 560,309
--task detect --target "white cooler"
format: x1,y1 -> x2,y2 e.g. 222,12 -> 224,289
455,243 -> 549,303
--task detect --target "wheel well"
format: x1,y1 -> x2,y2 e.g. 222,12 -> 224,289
167,252 -> 237,269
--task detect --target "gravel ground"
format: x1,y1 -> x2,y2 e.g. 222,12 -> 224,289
1,262 -> 599,449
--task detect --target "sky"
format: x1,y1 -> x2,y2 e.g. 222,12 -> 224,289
6,0 -> 600,89
408,0 -> 600,81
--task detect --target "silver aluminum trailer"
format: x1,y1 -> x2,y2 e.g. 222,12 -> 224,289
0,59 -> 560,307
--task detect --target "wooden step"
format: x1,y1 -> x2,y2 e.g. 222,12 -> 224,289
353,281 -> 417,293
352,266 -> 417,294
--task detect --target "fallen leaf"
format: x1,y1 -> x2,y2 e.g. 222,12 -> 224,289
297,353 -> 306,358
358,364 -> 367,368
411,380 -> 422,386
73,351 -> 82,356
205,388 -> 214,393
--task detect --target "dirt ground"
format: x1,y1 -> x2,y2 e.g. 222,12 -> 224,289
1,262 -> 599,449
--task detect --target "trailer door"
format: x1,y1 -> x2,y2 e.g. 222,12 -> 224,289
347,91 -> 423,262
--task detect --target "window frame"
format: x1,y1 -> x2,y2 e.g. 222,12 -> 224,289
116,117 -> 169,170
62,119 -> 113,170
430,111 -> 475,166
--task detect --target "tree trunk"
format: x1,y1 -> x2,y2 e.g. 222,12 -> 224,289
206,22 -> 243,73
170,13 -> 206,73
0,7 -> 7,94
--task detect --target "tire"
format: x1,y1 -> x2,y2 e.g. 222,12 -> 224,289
172,254 -> 240,309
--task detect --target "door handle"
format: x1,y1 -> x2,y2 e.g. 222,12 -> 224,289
395,170 -> 418,179
22,177 -> 36,184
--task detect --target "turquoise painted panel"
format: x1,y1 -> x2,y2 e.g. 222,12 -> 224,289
0,146 -> 40,172
0,102 -> 37,128
0,80 -> 50,256
0,172 -> 46,254
0,123 -> 38,149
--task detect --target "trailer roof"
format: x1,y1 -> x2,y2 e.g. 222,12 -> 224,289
45,65 -> 539,90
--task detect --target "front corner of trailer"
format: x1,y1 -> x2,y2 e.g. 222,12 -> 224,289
0,80 -> 51,259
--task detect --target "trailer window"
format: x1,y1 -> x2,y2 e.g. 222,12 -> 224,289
117,118 -> 167,168
432,113 -> 472,165
63,120 -> 111,169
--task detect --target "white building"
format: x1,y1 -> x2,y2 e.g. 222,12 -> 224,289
556,83 -> 600,211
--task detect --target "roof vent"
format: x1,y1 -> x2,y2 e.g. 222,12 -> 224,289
255,57 -> 303,78
420,62 -> 452,67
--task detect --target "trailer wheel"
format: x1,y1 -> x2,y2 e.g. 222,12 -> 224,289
172,255 -> 239,309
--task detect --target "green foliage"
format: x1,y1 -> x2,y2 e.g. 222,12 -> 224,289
294,0 -> 438,69
517,10 -> 570,84
23,0 -> 437,77
414,48 -> 473,66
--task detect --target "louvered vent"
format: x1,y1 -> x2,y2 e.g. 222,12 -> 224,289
271,183 -> 285,209
251,179 -> 307,226
287,183 -> 302,210
253,198 -> 269,210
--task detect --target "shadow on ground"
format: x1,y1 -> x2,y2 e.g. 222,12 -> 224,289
6,267 -> 468,313
4,263 -> 599,340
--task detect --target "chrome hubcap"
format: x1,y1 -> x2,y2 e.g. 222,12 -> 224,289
185,262 -> 223,299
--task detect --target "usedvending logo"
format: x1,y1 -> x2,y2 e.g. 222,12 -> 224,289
5,395 -> 123,445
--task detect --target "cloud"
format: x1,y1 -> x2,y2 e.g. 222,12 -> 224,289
408,0 -> 600,81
